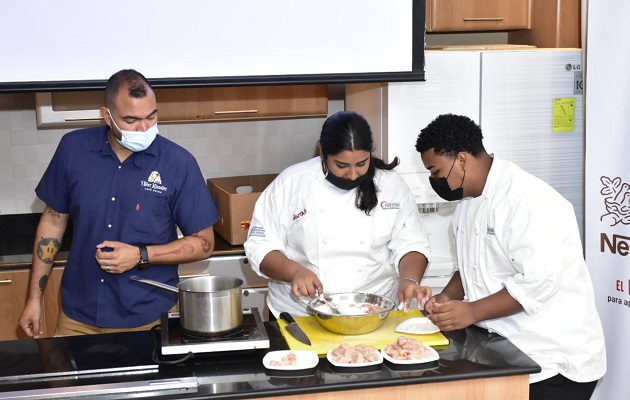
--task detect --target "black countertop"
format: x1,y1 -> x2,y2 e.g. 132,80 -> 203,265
0,320 -> 540,400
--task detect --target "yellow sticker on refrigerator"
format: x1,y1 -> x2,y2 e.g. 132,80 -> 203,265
553,97 -> 575,132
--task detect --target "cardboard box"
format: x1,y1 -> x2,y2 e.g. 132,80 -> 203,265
207,174 -> 278,245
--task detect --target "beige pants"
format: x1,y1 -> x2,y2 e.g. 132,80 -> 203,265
54,304 -> 179,337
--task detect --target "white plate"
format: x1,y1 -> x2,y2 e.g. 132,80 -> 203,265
327,348 -> 383,368
262,350 -> 319,371
395,317 -> 440,335
381,343 -> 440,365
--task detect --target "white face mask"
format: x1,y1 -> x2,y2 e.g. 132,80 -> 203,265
107,109 -> 158,152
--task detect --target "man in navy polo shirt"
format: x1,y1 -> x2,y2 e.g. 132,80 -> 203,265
19,69 -> 220,337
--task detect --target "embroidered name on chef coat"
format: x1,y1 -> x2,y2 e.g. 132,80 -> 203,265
293,208 -> 307,221
380,201 -> 400,210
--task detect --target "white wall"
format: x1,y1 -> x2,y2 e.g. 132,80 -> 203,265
0,92 -> 344,215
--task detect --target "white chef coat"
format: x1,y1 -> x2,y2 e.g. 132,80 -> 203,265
453,155 -> 606,384
244,157 -> 430,317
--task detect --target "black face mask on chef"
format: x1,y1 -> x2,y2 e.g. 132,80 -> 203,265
429,157 -> 465,201
323,160 -> 370,191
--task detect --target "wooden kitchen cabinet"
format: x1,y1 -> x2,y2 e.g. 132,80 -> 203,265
0,267 -> 63,340
35,84 -> 328,128
508,0 -> 581,48
43,267 -> 64,337
426,0 -> 532,32
0,269 -> 30,340
154,85 -> 328,122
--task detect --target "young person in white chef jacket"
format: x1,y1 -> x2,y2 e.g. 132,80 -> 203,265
244,111 -> 432,318
416,114 -> 606,400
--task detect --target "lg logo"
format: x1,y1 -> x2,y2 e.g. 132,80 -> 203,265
566,63 -> 581,71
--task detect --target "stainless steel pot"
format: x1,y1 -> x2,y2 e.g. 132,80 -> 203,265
131,275 -> 244,336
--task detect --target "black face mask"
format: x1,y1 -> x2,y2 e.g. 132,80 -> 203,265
429,158 -> 465,201
325,170 -> 369,190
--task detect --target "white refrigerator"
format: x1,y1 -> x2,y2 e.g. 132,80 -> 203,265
346,48 -> 585,291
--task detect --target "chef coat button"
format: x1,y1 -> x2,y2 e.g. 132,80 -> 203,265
107,224 -> 112,228
118,165 -> 122,169
320,208 -> 325,213
323,239 -> 328,244
111,197 -> 116,202
360,239 -> 365,244
100,279 -> 104,283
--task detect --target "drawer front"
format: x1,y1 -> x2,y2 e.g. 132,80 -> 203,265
154,85 -> 329,122
428,0 -> 531,32
36,85 -> 329,129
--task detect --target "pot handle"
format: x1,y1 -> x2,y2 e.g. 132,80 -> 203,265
130,275 -> 179,293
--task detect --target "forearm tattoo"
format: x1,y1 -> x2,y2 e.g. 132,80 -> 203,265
152,243 -> 195,258
151,232 -> 213,258
192,232 -> 212,253
47,208 -> 61,218
37,236 -> 60,264
38,275 -> 48,293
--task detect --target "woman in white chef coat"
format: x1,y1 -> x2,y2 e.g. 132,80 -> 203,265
416,114 -> 606,400
244,111 -> 431,317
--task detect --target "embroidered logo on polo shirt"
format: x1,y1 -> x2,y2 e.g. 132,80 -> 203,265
141,170 -> 168,194
148,171 -> 162,184
380,200 -> 400,210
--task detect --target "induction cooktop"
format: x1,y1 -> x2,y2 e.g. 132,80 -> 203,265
160,308 -> 270,355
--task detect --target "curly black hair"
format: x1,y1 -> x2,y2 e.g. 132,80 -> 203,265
415,114 -> 485,157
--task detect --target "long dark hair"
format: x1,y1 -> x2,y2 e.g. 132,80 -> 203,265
320,111 -> 399,214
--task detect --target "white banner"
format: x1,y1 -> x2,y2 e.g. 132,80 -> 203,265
586,1 -> 630,399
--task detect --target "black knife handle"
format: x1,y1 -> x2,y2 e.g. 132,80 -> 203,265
279,312 -> 296,324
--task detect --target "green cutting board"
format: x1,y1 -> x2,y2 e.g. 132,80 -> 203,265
278,309 -> 449,356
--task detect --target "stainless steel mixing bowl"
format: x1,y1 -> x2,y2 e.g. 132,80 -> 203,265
306,292 -> 395,335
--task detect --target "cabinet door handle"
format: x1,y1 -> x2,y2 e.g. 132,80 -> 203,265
463,17 -> 504,22
65,116 -> 104,122
214,109 -> 259,115
0,279 -> 12,284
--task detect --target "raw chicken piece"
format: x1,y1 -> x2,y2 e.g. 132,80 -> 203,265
330,343 -> 379,364
383,336 -> 434,361
270,351 -> 298,366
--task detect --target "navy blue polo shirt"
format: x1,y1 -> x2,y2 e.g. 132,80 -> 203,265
36,126 -> 219,328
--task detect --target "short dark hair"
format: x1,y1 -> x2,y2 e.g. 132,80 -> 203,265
104,69 -> 152,108
415,114 -> 485,157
